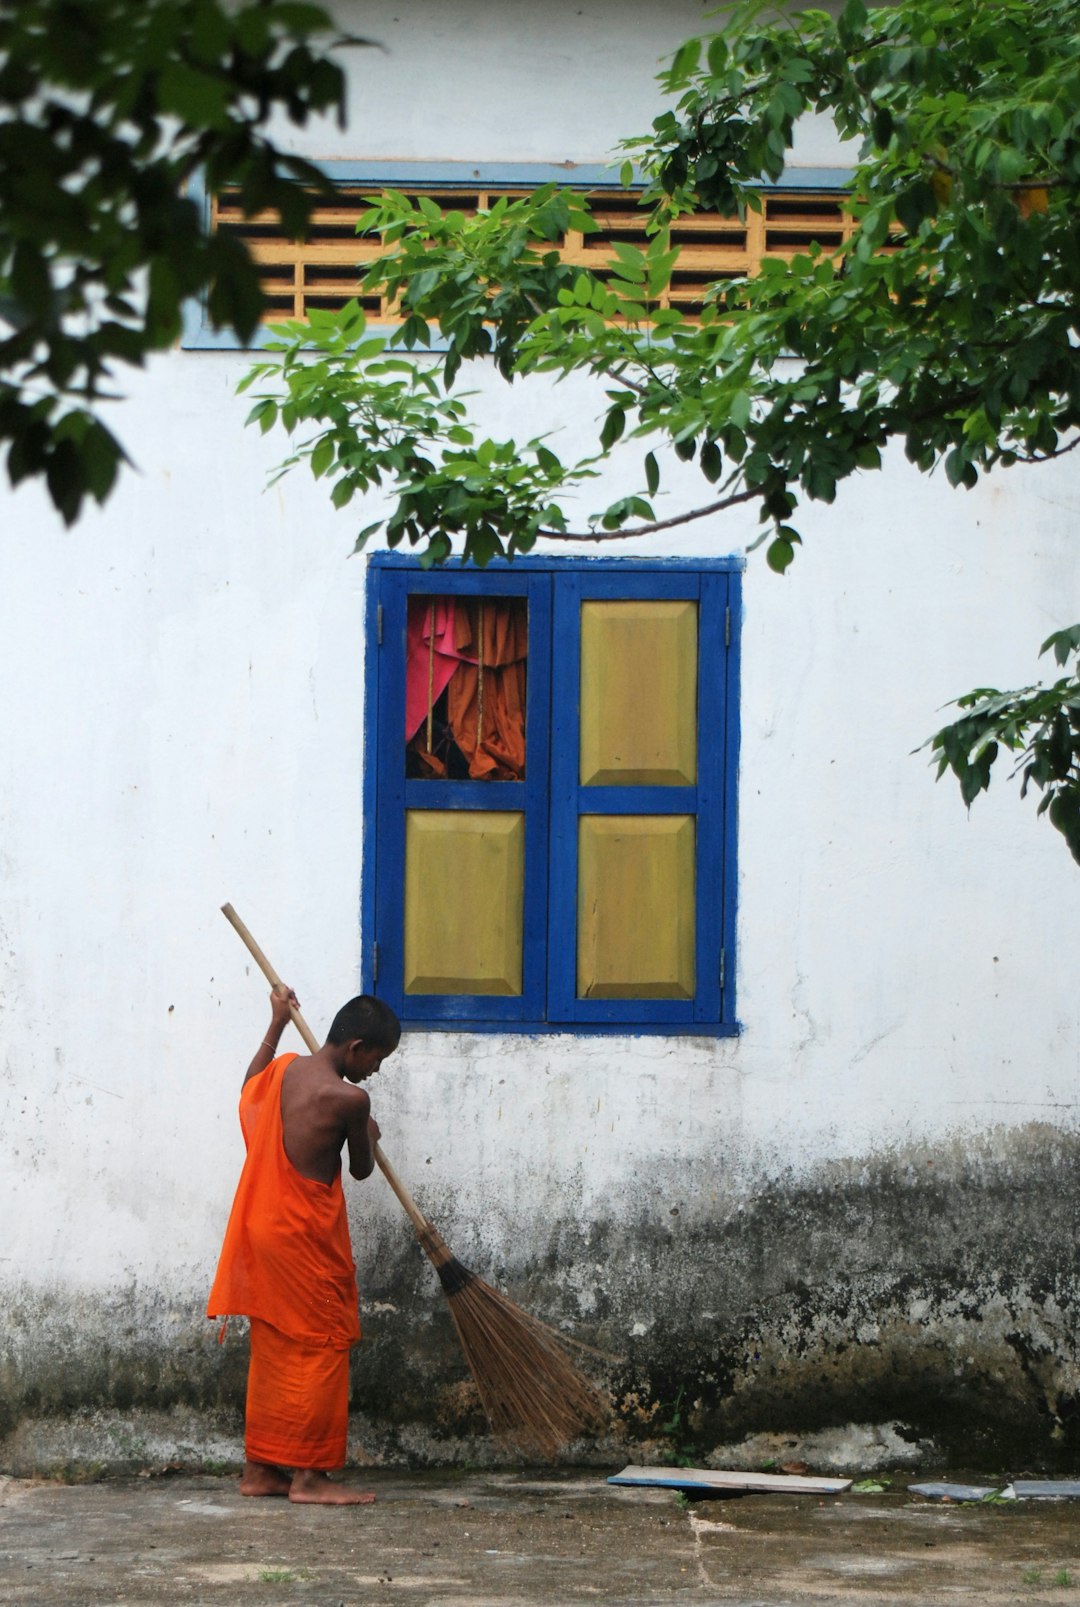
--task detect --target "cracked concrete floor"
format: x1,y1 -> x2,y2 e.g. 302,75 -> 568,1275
1,1470 -> 1079,1606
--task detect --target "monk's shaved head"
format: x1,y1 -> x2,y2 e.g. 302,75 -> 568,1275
327,995 -> 401,1051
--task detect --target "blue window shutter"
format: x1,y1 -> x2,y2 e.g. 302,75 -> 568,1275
548,569 -> 734,1029
370,565 -> 551,1026
364,555 -> 740,1035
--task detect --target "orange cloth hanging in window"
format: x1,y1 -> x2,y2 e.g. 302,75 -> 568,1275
446,598 -> 527,780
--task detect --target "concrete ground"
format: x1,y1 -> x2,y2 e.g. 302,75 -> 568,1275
2,1468 -> 1079,1607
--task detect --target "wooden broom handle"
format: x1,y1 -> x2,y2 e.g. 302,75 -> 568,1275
220,902 -> 429,1236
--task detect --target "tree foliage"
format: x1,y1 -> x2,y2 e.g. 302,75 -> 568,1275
245,0 -> 1080,567
925,629 -> 1080,865
240,0 -> 1080,852
0,0 -> 369,522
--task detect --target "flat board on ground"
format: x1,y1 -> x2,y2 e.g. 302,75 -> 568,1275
1010,1480 -> 1080,1498
909,1482 -> 1000,1501
608,1464 -> 853,1494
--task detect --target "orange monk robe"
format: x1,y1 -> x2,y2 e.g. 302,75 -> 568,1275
207,1054 -> 361,1469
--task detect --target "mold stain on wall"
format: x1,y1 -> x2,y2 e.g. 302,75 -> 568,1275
2,1121 -> 1078,1474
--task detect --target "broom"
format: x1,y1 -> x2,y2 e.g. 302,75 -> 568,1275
220,902 -> 610,1458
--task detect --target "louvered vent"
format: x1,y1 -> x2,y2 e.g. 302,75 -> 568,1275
211,186 -> 856,325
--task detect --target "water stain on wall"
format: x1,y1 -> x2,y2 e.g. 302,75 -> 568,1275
3,1122 -> 1078,1474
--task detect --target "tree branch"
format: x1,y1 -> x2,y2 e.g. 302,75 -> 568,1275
1014,434 -> 1080,463
540,483 -> 760,541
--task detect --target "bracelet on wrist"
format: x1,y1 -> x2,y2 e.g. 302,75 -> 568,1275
261,1038 -> 277,1051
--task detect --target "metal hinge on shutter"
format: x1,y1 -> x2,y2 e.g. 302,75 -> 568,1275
725,606 -> 731,648
376,603 -> 383,645
372,942 -> 379,986
719,948 -> 726,994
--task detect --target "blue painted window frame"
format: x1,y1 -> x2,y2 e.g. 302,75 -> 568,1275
548,568 -> 731,1028
371,564 -> 552,1025
363,554 -> 742,1036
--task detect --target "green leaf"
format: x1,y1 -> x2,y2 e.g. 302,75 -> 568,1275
644,451 -> 660,496
310,436 -> 334,478
669,37 -> 702,83
945,448 -> 967,487
700,440 -> 723,483
1040,626 -> 1080,666
858,205 -> 891,251
79,421 -> 121,504
626,497 -> 655,522
46,438 -> 85,526
352,521 -> 384,553
600,407 -> 626,450
190,2 -> 232,59
610,242 -> 648,282
270,5 -> 337,32
895,181 -> 936,236
158,63 -> 231,128
729,392 -> 752,430
706,35 -> 727,76
766,535 -> 796,573
840,0 -> 869,32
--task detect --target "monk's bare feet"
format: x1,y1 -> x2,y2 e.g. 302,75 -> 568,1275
289,1470 -> 376,1506
240,1459 -> 292,1497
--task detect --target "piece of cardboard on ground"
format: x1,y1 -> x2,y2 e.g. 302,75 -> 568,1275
608,1464 -> 852,1495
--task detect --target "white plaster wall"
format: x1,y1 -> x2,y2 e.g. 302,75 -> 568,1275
1,1 -> 1078,1323
286,1 -> 715,165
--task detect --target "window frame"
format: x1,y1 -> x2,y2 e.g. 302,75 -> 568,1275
362,553 -> 742,1037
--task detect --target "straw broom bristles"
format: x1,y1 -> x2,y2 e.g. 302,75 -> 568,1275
221,903 -> 612,1459
417,1222 -> 610,1458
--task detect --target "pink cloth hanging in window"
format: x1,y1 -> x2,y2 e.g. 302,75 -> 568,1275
404,599 -> 460,742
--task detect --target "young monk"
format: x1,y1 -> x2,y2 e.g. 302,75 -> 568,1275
208,985 -> 400,1505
